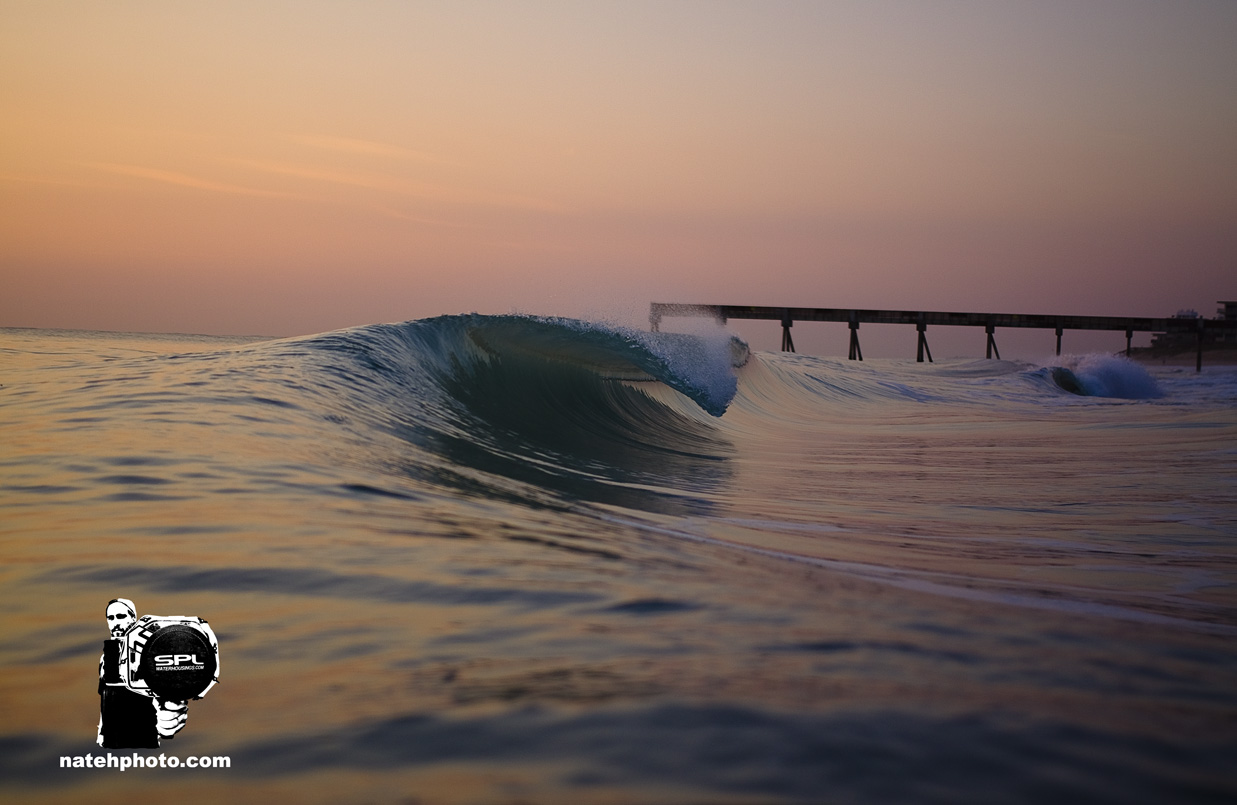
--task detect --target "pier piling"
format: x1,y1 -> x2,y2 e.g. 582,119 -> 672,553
780,309 -> 795,353
916,318 -> 933,363
1197,320 -> 1205,372
985,324 -> 1001,360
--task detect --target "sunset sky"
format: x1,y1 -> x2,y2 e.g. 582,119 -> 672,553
3,1 -> 1235,355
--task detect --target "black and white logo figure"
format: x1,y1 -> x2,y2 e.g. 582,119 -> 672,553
98,598 -> 220,749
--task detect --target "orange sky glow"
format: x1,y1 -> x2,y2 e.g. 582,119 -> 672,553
2,1 -> 1235,355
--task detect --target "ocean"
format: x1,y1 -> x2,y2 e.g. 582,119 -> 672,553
1,315 -> 1235,804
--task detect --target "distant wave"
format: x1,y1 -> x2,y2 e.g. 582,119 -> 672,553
1037,354 -> 1162,399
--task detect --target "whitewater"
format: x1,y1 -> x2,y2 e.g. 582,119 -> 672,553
2,315 -> 1235,804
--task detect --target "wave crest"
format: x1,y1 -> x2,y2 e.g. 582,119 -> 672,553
1042,354 -> 1162,399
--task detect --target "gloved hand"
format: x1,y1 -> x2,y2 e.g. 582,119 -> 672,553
154,698 -> 188,738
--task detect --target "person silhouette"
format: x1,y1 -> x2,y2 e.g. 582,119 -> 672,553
97,598 -> 187,748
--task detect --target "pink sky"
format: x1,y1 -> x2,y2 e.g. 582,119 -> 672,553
2,1 -> 1234,356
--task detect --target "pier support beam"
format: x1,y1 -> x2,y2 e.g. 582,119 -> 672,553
780,310 -> 795,353
848,319 -> 863,361
985,324 -> 1000,360
1055,326 -> 1063,356
916,320 -> 933,363
1125,329 -> 1133,357
1197,320 -> 1205,372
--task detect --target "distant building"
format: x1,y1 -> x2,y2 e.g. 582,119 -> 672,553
1149,301 -> 1236,349
1218,301 -> 1237,343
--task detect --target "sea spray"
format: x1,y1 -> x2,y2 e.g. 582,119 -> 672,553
1044,353 -> 1163,399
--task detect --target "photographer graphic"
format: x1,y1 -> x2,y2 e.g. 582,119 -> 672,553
98,598 -> 219,749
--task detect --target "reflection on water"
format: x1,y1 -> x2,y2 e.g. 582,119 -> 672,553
1,326 -> 1235,803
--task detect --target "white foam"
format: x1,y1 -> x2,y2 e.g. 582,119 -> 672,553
632,324 -> 742,417
1047,353 -> 1162,399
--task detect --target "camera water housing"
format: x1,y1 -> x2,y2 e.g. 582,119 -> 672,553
108,615 -> 220,702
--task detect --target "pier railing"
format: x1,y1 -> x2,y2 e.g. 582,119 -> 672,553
649,303 -> 1237,370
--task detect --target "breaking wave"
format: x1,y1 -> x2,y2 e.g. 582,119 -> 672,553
1038,354 -> 1162,399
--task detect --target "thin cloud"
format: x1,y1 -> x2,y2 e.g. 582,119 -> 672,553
366,204 -> 466,228
87,163 -> 300,199
0,174 -> 97,188
230,158 -> 565,213
290,134 -> 444,164
229,159 -> 409,193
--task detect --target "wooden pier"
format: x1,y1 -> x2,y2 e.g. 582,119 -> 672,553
649,303 -> 1237,371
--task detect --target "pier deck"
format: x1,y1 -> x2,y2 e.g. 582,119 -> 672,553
649,303 -> 1237,370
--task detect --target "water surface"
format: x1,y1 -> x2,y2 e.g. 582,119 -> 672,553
2,319 -> 1235,803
